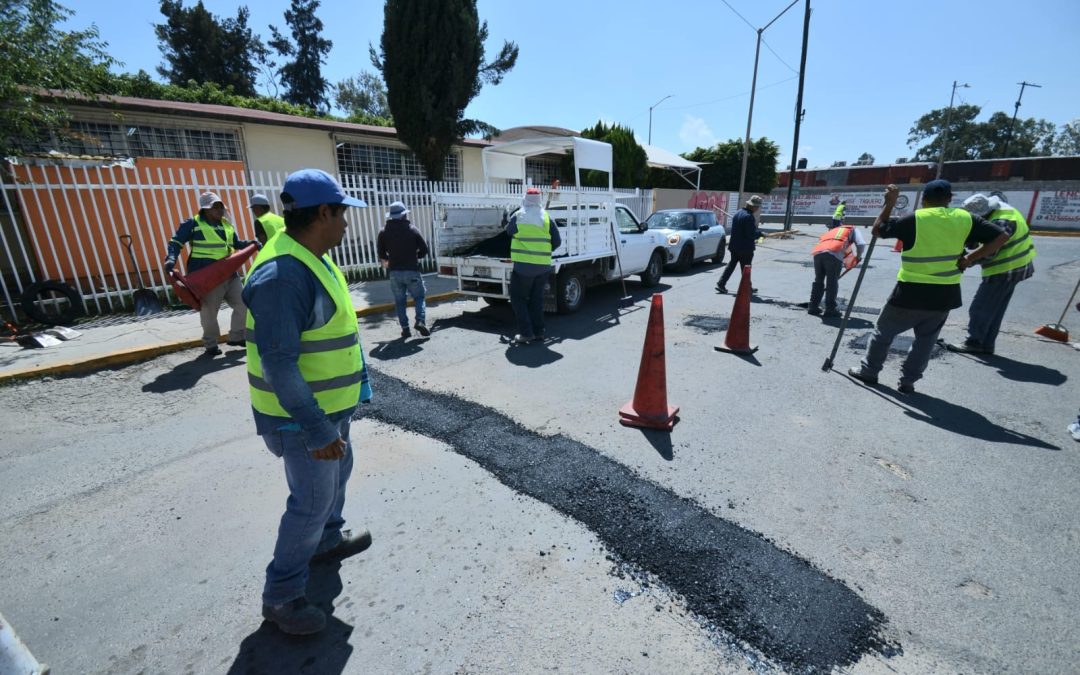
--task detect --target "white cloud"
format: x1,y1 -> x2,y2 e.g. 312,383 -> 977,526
678,115 -> 717,149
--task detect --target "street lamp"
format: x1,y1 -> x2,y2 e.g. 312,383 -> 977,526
737,0 -> 799,209
935,80 -> 970,179
648,95 -> 673,145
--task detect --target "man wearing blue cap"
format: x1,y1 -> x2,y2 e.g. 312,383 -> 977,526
847,181 -> 1008,394
242,169 -> 372,635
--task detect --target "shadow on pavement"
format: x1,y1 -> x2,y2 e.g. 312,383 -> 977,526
902,392 -> 1059,450
974,353 -> 1067,386
140,348 -> 246,393
636,426 -> 675,461
226,562 -> 353,675
504,340 -> 563,367
368,336 -> 428,361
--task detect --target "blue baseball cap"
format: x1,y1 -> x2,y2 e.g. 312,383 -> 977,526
281,169 -> 367,209
922,179 -> 952,199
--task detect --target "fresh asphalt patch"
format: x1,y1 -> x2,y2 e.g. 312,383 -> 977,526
359,370 -> 899,673
848,332 -> 947,359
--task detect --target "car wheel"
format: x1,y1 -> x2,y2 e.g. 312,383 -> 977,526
673,244 -> 694,272
640,251 -> 663,287
556,268 -> 585,314
712,237 -> 727,264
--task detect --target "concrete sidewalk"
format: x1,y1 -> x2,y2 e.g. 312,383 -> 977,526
0,273 -> 459,385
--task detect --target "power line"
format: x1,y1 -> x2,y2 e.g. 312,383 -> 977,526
719,0 -> 756,32
664,76 -> 800,111
761,36 -> 799,74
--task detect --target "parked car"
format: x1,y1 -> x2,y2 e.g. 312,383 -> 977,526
645,209 -> 727,272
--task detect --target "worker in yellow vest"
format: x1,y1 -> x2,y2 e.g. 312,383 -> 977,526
940,193 -> 1036,355
250,194 -> 286,245
163,191 -> 258,355
831,200 -> 847,228
847,181 -> 1009,394
506,187 -> 562,345
808,223 -> 867,317
242,169 -> 371,635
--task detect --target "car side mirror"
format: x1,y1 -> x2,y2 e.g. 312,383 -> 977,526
699,225 -> 709,232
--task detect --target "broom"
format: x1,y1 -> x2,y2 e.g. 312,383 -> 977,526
1035,276 -> 1080,342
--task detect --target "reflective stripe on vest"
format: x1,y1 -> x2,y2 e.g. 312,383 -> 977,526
811,226 -> 852,256
190,215 -> 236,260
510,212 -> 552,265
979,208 -> 1036,277
245,233 -> 363,418
897,207 -> 972,285
257,212 -> 286,241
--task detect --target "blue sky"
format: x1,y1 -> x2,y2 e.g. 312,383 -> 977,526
63,0 -> 1080,169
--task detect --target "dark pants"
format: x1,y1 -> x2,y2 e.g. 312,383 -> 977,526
966,275 -> 1023,351
509,271 -> 547,338
718,250 -> 754,289
860,303 -> 949,386
810,253 -> 842,311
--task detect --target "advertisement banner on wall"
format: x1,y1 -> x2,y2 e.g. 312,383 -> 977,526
759,191 -> 918,218
1030,190 -> 1080,228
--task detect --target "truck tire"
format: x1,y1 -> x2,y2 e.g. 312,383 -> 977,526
673,244 -> 694,272
712,237 -> 727,264
20,280 -> 84,326
640,251 -> 664,287
556,268 -> 585,314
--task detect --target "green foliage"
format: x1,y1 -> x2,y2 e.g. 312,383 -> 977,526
154,0 -> 266,98
571,120 -> 647,188
373,0 -> 518,181
269,0 -> 332,112
908,104 -> 1057,160
335,71 -> 391,121
0,0 -> 117,156
1054,119 -> 1080,156
647,138 -> 778,193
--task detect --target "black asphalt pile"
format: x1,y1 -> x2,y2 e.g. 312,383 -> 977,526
360,371 -> 897,672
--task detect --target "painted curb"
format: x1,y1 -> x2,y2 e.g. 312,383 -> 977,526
0,292 -> 462,385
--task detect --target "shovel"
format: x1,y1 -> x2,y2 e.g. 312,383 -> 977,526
608,221 -> 634,309
119,234 -> 164,316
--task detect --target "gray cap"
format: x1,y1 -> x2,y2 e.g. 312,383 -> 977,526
961,193 -> 991,215
386,201 -> 409,219
197,191 -> 223,209
249,194 -> 271,208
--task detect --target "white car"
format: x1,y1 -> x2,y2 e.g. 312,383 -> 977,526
645,209 -> 727,272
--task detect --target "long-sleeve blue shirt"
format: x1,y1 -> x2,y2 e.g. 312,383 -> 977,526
727,208 -> 764,253
166,217 -> 257,274
242,254 -> 371,449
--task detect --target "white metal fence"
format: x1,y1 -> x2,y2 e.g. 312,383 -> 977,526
0,162 -> 652,323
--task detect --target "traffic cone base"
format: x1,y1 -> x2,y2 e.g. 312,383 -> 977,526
619,401 -> 679,431
714,344 -> 758,355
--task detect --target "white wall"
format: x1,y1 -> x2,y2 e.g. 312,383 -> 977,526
243,124 -> 337,176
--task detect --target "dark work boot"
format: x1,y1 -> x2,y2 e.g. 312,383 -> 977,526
262,597 -> 326,635
311,529 -> 372,564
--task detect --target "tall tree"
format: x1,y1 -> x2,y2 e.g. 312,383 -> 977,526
155,1 -> 266,98
0,0 -> 117,156
269,0 -> 332,112
373,0 -> 518,181
907,103 -> 982,162
908,104 -> 1057,161
1054,119 -> 1080,156
649,139 -> 777,192
571,121 -> 647,188
856,152 -> 875,165
334,71 -> 390,121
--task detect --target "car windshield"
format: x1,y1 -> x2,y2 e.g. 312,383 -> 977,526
646,212 -> 698,231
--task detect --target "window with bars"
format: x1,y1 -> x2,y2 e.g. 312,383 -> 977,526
336,142 -> 460,182
22,121 -> 241,161
525,157 -> 562,186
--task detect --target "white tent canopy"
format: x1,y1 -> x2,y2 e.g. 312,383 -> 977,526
482,137 -> 613,190
642,143 -> 704,189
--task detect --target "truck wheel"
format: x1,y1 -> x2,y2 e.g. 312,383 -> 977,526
673,244 -> 694,272
712,237 -> 727,264
20,280 -> 84,326
640,251 -> 663,287
556,269 -> 585,314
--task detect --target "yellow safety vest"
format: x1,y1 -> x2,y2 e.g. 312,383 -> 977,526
189,215 -> 236,261
980,208 -> 1035,277
510,212 -> 553,266
256,212 -> 286,241
833,204 -> 845,220
897,207 -> 972,285
245,234 -> 363,418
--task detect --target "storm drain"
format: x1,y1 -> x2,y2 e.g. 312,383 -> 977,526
848,332 -> 947,359
361,371 -> 896,672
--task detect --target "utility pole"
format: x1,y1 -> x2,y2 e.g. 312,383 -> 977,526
1002,80 -> 1041,157
648,95 -> 672,145
782,0 -> 811,232
935,80 -> 970,179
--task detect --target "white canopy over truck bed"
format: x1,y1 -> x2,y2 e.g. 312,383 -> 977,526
433,137 -> 667,313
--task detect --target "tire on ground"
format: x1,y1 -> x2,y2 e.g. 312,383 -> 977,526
713,237 -> 727,264
20,279 -> 84,326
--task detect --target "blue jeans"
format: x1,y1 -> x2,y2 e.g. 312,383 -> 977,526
509,271 -> 547,338
860,303 -> 948,386
389,270 -> 426,328
966,275 -> 1022,351
261,417 -> 353,606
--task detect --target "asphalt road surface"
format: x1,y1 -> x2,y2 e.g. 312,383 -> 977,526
2,228 -> 1078,674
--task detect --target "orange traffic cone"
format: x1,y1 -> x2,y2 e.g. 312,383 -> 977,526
714,265 -> 758,355
619,293 -> 679,431
169,244 -> 259,310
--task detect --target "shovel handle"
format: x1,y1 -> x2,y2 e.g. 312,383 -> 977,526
822,234 -> 878,371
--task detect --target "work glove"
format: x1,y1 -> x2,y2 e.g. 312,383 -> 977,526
164,257 -> 176,273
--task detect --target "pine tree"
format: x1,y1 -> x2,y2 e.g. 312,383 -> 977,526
154,0 -> 266,98
269,0 -> 332,112
373,0 -> 518,181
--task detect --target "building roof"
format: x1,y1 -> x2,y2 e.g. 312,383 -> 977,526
492,125 -> 581,143
40,89 -> 492,148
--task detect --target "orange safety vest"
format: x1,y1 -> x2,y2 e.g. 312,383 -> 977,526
811,226 -> 858,269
